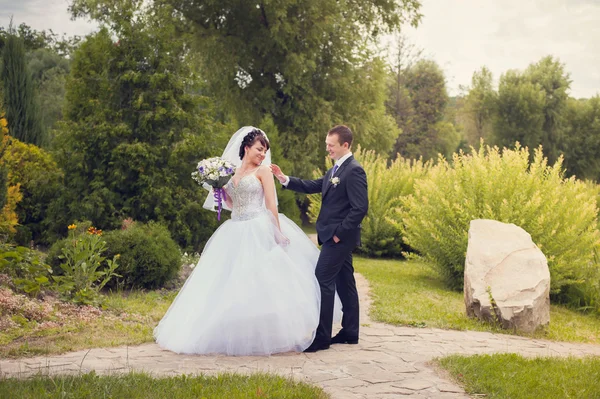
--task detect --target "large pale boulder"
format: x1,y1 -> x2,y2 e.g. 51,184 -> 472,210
464,219 -> 550,333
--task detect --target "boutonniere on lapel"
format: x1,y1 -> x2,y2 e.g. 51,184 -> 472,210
330,176 -> 340,187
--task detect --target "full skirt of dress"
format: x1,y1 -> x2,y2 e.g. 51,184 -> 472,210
154,211 -> 323,356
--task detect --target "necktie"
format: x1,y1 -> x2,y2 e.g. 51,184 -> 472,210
332,164 -> 339,175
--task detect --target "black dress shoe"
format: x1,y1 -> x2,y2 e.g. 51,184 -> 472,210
303,341 -> 330,353
331,333 -> 359,345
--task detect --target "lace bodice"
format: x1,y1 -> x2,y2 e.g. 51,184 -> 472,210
225,175 -> 267,221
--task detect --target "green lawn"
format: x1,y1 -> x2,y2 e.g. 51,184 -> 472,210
0,372 -> 327,399
300,223 -> 317,235
437,353 -> 600,399
354,257 -> 600,343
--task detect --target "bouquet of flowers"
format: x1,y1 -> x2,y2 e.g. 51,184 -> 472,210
192,157 -> 235,220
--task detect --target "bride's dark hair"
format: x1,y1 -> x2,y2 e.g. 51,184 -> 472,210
239,129 -> 270,160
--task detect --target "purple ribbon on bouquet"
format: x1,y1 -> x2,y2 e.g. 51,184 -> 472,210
213,188 -> 227,221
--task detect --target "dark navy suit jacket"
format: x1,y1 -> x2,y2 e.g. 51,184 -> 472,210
286,155 -> 368,246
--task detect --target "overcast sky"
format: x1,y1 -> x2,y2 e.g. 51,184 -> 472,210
0,0 -> 97,39
400,0 -> 600,98
1,0 -> 599,98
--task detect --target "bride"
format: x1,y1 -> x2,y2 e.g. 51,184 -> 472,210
154,126 -> 330,356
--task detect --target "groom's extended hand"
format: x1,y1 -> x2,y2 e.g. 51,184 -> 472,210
270,164 -> 287,184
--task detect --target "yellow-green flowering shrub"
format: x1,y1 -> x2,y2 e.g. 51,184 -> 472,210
395,144 -> 600,303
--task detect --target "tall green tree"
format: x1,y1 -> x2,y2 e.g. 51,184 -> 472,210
391,59 -> 456,160
27,48 -> 70,135
494,71 -> 545,151
460,66 -> 496,146
53,1 -> 232,250
338,57 -> 400,155
386,33 -> 422,142
0,23 -> 49,52
1,23 -> 81,56
562,96 -> 600,181
1,30 -> 46,146
525,56 -> 570,163
115,0 -> 423,176
493,56 -> 570,162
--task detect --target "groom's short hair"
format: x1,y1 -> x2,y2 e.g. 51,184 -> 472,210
328,125 -> 353,147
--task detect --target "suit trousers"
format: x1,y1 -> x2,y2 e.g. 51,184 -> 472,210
314,238 -> 360,344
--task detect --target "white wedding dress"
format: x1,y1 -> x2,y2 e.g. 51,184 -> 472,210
154,172 -> 325,355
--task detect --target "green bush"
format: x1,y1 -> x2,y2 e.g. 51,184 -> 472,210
395,143 -> 600,304
0,243 -> 52,297
307,147 -> 431,257
102,221 -> 181,289
563,247 -> 600,314
1,137 -> 64,245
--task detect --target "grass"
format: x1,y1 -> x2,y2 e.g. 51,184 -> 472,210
0,290 -> 176,358
354,257 -> 600,343
300,223 -> 317,235
300,224 -> 317,235
0,371 -> 328,399
102,289 -> 176,316
436,353 -> 600,399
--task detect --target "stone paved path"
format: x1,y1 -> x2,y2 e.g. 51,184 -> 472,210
2,273 -> 600,398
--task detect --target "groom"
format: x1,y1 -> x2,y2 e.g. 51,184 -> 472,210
271,125 -> 368,352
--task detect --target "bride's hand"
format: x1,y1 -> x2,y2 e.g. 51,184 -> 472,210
275,233 -> 290,247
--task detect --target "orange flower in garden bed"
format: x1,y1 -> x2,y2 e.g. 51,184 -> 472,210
87,226 -> 103,235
